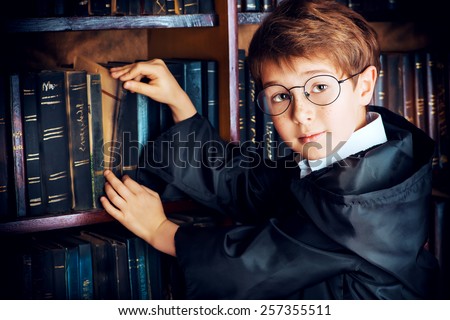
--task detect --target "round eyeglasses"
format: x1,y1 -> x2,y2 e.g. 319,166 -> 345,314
256,71 -> 364,116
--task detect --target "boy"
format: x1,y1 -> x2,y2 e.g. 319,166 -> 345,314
102,0 -> 438,299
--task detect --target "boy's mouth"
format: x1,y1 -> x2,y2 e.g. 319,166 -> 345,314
299,131 -> 325,143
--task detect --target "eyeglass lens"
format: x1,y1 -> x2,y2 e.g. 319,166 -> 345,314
257,75 -> 342,115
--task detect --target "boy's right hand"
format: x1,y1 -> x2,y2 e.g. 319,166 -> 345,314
110,59 -> 197,123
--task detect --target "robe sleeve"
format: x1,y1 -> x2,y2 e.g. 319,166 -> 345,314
138,113 -> 297,223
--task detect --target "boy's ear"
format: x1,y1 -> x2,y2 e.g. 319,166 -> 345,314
358,66 -> 377,105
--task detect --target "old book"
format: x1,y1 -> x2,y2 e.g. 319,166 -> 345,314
75,231 -> 113,299
238,49 -> 247,143
65,69 -> 93,211
89,0 -> 112,15
73,55 -> 125,173
202,60 -> 219,129
9,73 -> 27,217
152,0 -> 167,14
21,71 -> 46,216
183,0 -> 198,13
425,52 -> 440,172
372,52 -> 388,107
56,233 -> 94,299
37,70 -> 72,214
86,231 -> 131,299
245,57 -> 257,147
87,73 -> 105,209
386,52 -> 404,117
414,51 -> 428,133
0,74 -> 12,218
401,52 -> 416,125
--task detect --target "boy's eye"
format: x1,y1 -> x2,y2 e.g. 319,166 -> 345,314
272,92 -> 290,103
311,83 -> 328,93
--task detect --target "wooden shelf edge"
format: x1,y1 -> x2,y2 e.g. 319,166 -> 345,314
238,12 -> 270,25
0,199 -> 201,235
4,14 -> 218,33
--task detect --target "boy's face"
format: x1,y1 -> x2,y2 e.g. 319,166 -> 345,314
260,57 -> 367,160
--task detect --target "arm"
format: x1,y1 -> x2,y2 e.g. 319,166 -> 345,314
110,59 -> 196,123
100,170 -> 178,257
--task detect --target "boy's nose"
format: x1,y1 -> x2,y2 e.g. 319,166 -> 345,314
290,92 -> 314,125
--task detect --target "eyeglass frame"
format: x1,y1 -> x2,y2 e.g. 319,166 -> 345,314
256,69 -> 366,116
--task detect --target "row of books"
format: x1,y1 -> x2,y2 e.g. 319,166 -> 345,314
0,226 -> 168,299
8,0 -> 215,18
0,56 -> 219,219
371,50 -> 450,190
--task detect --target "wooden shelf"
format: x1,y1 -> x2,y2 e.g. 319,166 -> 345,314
238,12 -> 269,25
3,14 -> 218,33
0,199 -> 201,235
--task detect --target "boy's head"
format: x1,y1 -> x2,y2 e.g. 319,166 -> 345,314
248,0 -> 380,90
247,0 -> 380,160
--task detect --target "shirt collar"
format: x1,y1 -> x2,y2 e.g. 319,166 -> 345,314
299,111 -> 388,175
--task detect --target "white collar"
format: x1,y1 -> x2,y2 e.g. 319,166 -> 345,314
298,112 -> 387,176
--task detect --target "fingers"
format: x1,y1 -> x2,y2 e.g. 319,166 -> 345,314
100,195 -> 124,221
121,174 -> 145,195
103,170 -> 133,201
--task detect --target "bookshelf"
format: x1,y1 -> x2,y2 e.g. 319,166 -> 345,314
0,0 -> 448,300
0,0 -> 239,234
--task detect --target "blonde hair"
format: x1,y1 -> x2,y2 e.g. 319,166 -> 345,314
248,0 -> 380,90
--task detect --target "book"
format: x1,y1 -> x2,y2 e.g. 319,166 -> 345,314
183,0 -> 198,13
31,240 -> 55,299
425,52 -> 440,173
245,57 -> 257,147
86,231 -> 131,299
401,52 -> 416,125
165,59 -> 204,118
414,51 -> 428,133
21,71 -> 46,216
202,60 -> 219,129
0,74 -> 11,218
73,55 -> 125,174
56,233 -> 94,299
244,0 -> 259,12
238,49 -> 247,143
87,73 -> 105,209
9,73 -> 27,217
37,70 -> 72,214
75,231 -> 113,299
386,52 -> 404,117
372,52 -> 387,107
153,0 -> 167,14
65,70 -> 93,211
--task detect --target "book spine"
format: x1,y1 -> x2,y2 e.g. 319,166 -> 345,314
65,70 -> 93,211
401,52 -> 416,125
185,60 -> 204,117
37,71 -> 72,214
0,75 -> 11,217
152,0 -> 167,15
119,91 -> 139,180
238,49 -> 247,143
21,72 -> 46,216
9,74 -> 27,217
425,52 -> 440,172
183,0 -> 198,14
373,52 -> 387,107
203,60 -> 219,129
87,73 -> 105,209
166,0 -> 176,14
386,52 -> 404,117
261,0 -> 274,12
414,51 -> 428,133
245,57 -> 257,147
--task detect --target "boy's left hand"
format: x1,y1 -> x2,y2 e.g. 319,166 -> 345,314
100,170 -> 178,256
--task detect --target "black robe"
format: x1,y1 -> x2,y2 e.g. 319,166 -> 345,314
138,106 -> 439,299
